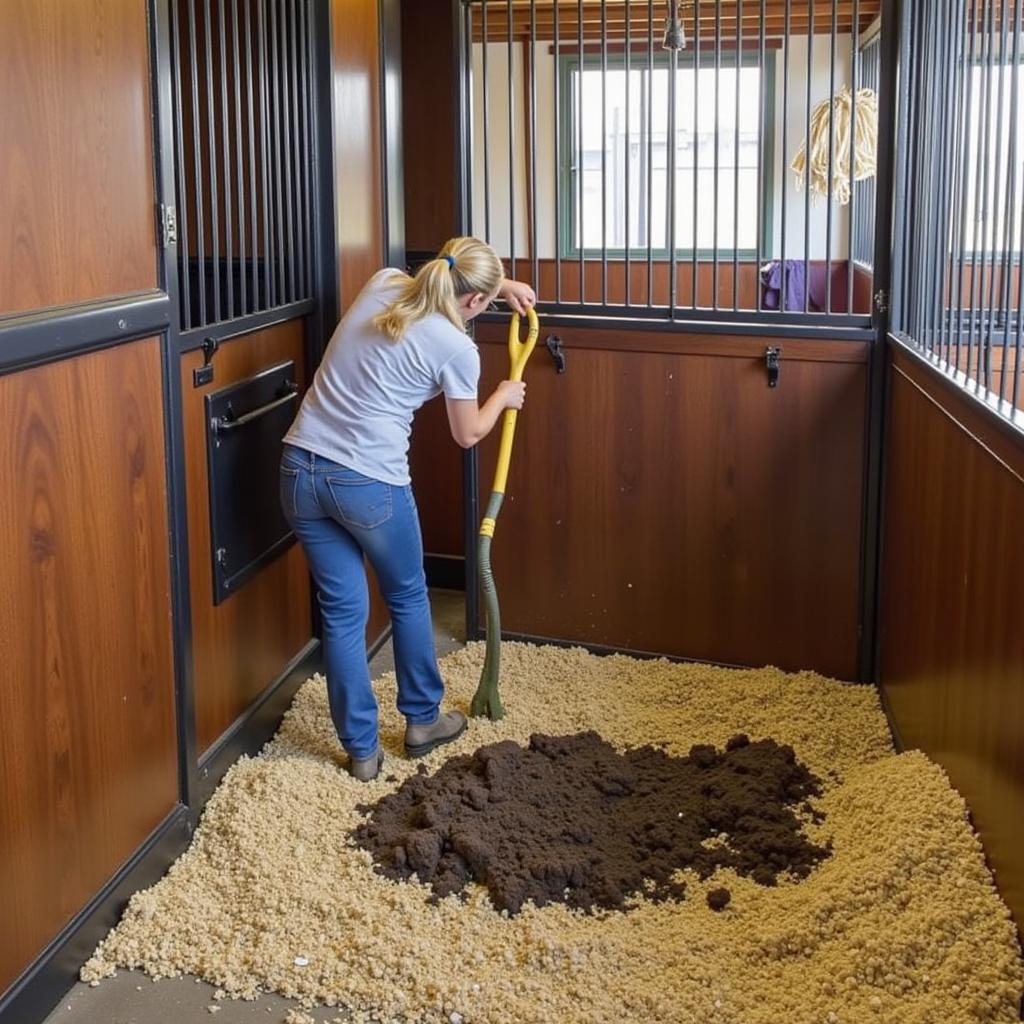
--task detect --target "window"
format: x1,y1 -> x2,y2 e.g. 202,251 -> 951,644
560,51 -> 774,258
853,35 -> 879,267
959,61 -> 1024,256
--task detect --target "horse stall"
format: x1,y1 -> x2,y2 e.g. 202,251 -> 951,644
0,1 -> 1022,1022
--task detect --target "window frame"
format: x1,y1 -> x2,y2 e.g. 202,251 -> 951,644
558,47 -> 777,262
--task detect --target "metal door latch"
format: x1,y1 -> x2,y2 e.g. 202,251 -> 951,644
193,336 -> 219,388
159,203 -> 178,247
546,334 -> 566,374
874,289 -> 888,314
765,346 -> 782,388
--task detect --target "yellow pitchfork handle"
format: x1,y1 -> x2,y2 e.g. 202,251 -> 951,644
489,307 -> 540,500
471,307 -> 539,720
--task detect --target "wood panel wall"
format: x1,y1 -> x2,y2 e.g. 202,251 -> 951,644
331,0 -> 391,643
470,322 -> 868,678
181,322 -> 313,755
400,0 -> 458,253
0,340 -> 178,993
332,0 -> 385,305
0,0 -> 157,317
879,344 -> 1024,930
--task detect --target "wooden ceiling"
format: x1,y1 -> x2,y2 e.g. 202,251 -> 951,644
469,1 -> 883,42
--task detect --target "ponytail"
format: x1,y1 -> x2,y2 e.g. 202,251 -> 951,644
373,237 -> 504,341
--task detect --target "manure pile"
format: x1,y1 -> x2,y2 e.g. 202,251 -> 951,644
83,643 -> 1024,1023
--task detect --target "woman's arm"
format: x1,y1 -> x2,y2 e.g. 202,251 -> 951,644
445,381 -> 526,449
498,279 -> 537,314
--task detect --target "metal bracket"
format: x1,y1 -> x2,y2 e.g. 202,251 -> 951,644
546,334 -> 566,374
159,203 -> 178,247
193,336 -> 219,388
874,289 -> 888,314
765,346 -> 782,388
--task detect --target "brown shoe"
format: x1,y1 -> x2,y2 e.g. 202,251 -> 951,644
404,711 -> 468,758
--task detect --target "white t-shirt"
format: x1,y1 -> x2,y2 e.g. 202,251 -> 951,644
284,269 -> 480,486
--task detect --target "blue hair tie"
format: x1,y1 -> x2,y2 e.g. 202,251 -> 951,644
441,254 -> 456,269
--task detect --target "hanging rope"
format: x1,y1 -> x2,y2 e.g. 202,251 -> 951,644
791,85 -> 878,205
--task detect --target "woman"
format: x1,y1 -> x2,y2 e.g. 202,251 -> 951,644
280,236 -> 536,781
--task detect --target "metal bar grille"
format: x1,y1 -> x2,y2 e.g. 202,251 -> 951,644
466,0 -> 880,326
893,0 -> 1024,424
171,0 -> 315,333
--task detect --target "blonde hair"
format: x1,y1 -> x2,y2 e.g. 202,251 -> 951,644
373,237 -> 504,341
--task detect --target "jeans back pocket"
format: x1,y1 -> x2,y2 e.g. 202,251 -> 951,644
324,476 -> 393,530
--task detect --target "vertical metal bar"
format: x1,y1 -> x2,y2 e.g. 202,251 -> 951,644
218,0 -> 234,319
280,0 -> 296,304
780,0 -> 791,311
601,0 -> 608,305
231,0 -> 246,316
692,0 -> 700,308
968,0 -> 992,387
464,0 -> 475,237
711,1 -> 720,309
802,0 -> 812,313
625,0 -> 631,307
482,0 -> 491,242
289,0 -> 305,298
954,0 -> 979,374
257,0 -> 273,307
847,0 -> 860,316
271,0 -> 287,307
188,0 -> 207,327
934,0 -> 956,364
507,0 -> 516,282
985,0 -> 1011,394
204,0 -> 221,323
942,0 -> 966,368
732,0 -> 742,311
553,0 -> 561,303
646,0 -> 653,305
245,0 -> 259,310
916,0 -> 938,356
998,0 -> 1023,407
577,0 -> 585,303
668,47 -> 678,317
530,0 -> 538,297
756,0 -> 766,312
171,0 -> 193,330
300,0 -> 313,297
824,0 -> 837,313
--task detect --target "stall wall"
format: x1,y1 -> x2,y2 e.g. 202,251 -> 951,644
332,0 -> 391,640
0,0 -> 175,995
879,344 -> 1024,931
473,322 -> 868,679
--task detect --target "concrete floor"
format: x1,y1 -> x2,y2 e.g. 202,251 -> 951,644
42,591 -> 467,1024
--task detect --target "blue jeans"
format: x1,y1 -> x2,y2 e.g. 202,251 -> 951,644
279,444 -> 443,758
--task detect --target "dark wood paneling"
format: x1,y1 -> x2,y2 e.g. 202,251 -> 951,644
400,0 -> 458,253
0,340 -> 177,992
880,345 -> 1024,931
332,0 -> 385,306
472,322 -> 868,677
410,396 -> 465,557
181,322 -> 313,755
0,0 -> 156,317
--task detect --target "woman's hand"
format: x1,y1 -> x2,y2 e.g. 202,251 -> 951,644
499,279 -> 537,315
496,380 -> 526,410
